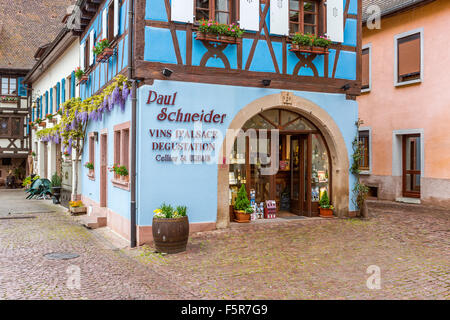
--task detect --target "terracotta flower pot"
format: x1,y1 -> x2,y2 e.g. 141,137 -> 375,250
234,210 -> 251,223
152,216 -> 189,254
319,208 -> 334,218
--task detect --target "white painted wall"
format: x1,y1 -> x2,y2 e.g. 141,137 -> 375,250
32,39 -> 80,101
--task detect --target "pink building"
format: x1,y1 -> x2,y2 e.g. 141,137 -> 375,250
359,0 -> 450,207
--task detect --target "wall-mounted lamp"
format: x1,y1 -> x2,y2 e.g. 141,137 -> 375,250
341,83 -> 351,91
262,79 -> 272,87
162,68 -> 173,77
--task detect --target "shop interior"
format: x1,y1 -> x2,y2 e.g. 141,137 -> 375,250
229,109 -> 330,220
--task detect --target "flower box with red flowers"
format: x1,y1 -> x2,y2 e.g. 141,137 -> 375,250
196,20 -> 243,45
289,33 -> 331,55
75,67 -> 88,84
94,39 -> 114,63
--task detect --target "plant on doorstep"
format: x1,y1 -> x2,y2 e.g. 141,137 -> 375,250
153,204 -> 189,254
319,190 -> 334,218
69,200 -> 87,215
94,39 -> 114,63
234,184 -> 253,223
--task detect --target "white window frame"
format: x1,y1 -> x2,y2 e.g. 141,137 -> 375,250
362,43 -> 372,93
359,127 -> 372,175
394,27 -> 424,87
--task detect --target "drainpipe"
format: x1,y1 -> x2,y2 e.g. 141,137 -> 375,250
128,0 -> 137,248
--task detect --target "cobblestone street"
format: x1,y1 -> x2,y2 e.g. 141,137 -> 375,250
0,190 -> 449,300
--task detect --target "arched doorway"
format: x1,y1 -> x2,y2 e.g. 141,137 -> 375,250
217,93 -> 350,229
228,108 -> 331,217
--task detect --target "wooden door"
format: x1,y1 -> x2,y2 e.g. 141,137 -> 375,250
402,134 -> 421,198
100,133 -> 108,207
290,135 -> 310,216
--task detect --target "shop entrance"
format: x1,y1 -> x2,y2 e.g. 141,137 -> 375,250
229,109 -> 331,217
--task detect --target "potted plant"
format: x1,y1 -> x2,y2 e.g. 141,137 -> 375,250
109,164 -> 129,181
84,162 -> 94,170
319,190 -> 334,218
152,204 -> 189,254
234,184 -> 252,223
290,33 -> 331,54
94,39 -> 114,63
51,172 -> 62,204
69,200 -> 87,215
75,67 -> 88,84
197,19 -> 243,44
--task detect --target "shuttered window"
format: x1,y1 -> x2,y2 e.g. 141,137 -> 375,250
84,36 -> 90,70
195,0 -> 234,24
397,32 -> 421,83
289,0 -> 320,35
362,47 -> 371,90
0,76 -> 17,96
108,1 -> 115,42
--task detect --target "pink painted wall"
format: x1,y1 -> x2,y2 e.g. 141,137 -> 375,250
359,0 -> 450,180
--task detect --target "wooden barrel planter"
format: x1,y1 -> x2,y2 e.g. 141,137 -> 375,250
152,216 -> 189,254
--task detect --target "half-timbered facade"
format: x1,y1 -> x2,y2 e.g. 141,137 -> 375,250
0,0 -> 75,187
28,0 -> 362,245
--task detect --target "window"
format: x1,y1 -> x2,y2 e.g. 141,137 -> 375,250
113,122 -> 130,189
66,75 -> 72,100
289,0 -> 319,35
195,0 -> 233,24
88,133 -> 95,179
108,0 -> 115,42
359,130 -> 370,171
0,117 -> 22,138
2,158 -> 12,166
362,45 -> 371,92
395,28 -> 423,86
0,76 -> 17,96
84,36 -> 90,70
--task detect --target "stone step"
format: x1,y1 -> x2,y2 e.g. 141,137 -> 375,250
80,214 -> 107,229
366,199 -> 449,214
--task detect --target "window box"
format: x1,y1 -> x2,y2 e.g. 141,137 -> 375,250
77,75 -> 89,85
38,122 -> 46,128
196,32 -> 241,45
96,48 -> 115,63
289,44 -> 329,55
111,177 -> 129,190
0,96 -> 19,104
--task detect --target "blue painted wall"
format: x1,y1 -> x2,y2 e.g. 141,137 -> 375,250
79,0 -> 129,100
135,80 -> 358,227
144,0 -> 358,80
81,98 -> 132,219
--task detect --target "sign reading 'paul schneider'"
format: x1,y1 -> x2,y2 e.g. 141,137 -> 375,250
147,90 -> 227,163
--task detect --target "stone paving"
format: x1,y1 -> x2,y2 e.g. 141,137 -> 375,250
0,189 -> 449,300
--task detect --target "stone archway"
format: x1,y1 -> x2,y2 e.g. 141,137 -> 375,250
217,92 -> 350,229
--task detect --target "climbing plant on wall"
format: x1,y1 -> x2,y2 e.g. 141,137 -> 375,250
350,119 -> 369,216
35,75 -> 131,197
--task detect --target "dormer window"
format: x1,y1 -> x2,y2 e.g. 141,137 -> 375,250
289,0 -> 319,35
195,0 -> 233,24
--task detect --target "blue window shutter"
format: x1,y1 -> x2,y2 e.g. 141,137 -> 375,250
45,92 -> 48,116
49,88 -> 53,114
17,77 -> 27,97
61,78 -> 66,103
71,72 -> 76,98
32,100 -> 35,122
57,82 -> 61,111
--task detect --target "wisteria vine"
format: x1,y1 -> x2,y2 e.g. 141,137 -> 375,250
36,75 -> 131,155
